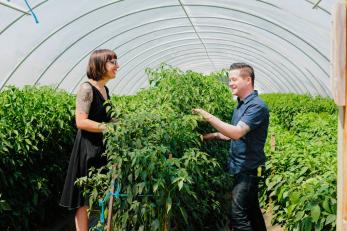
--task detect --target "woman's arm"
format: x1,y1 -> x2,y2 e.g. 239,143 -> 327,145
75,111 -> 106,132
75,83 -> 106,133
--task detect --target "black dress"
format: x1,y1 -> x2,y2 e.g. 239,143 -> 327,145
60,82 -> 111,209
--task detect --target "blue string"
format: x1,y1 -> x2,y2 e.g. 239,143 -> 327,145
23,0 -> 39,24
90,181 -> 155,231
98,181 -> 127,226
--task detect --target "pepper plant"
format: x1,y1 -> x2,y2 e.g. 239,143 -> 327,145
87,64 -> 234,230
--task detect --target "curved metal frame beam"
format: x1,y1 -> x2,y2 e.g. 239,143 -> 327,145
178,0 -> 216,70
183,3 -> 328,62
0,0 -> 48,35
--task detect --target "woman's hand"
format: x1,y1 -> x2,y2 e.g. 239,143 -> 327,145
110,118 -> 118,123
76,111 -> 107,133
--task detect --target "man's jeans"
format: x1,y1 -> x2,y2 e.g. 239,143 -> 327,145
230,173 -> 267,231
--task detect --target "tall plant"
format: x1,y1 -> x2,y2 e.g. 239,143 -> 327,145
87,64 -> 234,230
0,86 -> 75,230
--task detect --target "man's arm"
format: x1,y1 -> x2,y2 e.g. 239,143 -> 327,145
192,109 -> 250,140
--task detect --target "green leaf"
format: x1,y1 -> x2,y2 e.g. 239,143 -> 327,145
166,196 -> 172,214
179,206 -> 188,224
178,180 -> 183,191
322,199 -> 330,213
302,218 -> 312,231
311,205 -> 320,223
295,211 -> 305,221
153,183 -> 158,192
151,219 -> 159,230
325,214 -> 336,225
289,191 -> 300,204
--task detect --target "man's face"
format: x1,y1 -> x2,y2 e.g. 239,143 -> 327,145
228,69 -> 251,97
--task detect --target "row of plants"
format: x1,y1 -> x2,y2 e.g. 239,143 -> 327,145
0,65 -> 338,231
0,86 -> 75,230
87,65 -> 338,230
261,94 -> 337,129
261,94 -> 337,231
85,65 -> 235,230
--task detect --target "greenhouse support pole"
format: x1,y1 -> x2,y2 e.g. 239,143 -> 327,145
344,0 -> 347,227
107,165 -> 117,231
333,2 -> 347,230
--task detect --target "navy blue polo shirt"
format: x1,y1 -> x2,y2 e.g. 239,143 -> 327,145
229,90 -> 269,174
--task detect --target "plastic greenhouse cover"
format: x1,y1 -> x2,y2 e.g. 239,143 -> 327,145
0,0 -> 342,96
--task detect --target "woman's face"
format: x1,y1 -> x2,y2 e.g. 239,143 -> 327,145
104,59 -> 119,80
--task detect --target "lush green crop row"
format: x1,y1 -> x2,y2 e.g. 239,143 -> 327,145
261,94 -> 337,231
0,66 -> 338,231
261,94 -> 337,129
88,66 -> 338,231
0,86 -> 75,230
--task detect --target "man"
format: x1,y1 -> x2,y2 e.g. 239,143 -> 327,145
193,63 -> 269,231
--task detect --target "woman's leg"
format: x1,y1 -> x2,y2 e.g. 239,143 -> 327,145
75,206 -> 89,231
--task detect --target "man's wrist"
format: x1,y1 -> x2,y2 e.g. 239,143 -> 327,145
206,114 -> 213,122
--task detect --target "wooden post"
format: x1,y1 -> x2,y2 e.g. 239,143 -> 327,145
332,2 -> 347,230
106,165 -> 117,231
270,134 -> 276,152
164,154 -> 173,231
343,0 -> 347,226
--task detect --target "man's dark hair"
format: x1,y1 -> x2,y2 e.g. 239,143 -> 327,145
87,49 -> 117,81
230,63 -> 255,87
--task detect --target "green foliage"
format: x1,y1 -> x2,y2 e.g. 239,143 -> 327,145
0,86 -> 75,230
261,93 -> 337,129
87,68 -> 338,231
261,95 -> 337,231
0,68 -> 338,231
87,64 -> 234,230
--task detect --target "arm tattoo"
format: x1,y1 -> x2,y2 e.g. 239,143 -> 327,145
76,83 -> 93,114
237,120 -> 250,136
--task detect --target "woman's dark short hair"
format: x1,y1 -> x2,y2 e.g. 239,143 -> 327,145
87,49 -> 117,81
230,62 -> 255,86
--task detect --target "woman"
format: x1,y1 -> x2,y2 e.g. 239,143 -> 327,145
60,49 -> 119,231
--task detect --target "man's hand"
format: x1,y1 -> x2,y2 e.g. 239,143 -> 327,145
203,133 -> 218,141
192,108 -> 212,121
203,132 -> 231,141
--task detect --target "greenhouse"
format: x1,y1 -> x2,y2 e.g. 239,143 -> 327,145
0,0 -> 346,230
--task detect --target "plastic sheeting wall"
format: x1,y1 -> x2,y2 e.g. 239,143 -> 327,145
0,0 -> 341,96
